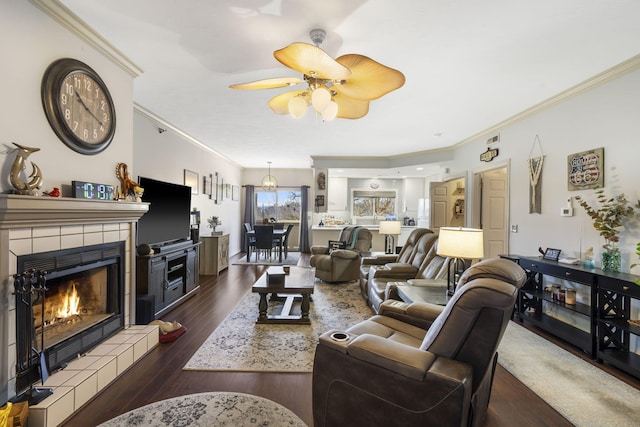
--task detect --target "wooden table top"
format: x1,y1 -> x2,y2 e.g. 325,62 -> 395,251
251,266 -> 315,293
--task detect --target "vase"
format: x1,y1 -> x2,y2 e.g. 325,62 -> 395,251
601,249 -> 621,273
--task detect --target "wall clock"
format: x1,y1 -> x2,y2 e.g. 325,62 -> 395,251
41,58 -> 116,155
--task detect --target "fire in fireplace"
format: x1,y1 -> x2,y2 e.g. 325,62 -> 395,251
14,242 -> 125,396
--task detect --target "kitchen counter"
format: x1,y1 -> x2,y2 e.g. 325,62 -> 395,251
311,225 -> 418,251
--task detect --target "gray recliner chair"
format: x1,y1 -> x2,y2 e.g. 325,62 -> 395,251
310,226 -> 372,283
312,258 -> 526,427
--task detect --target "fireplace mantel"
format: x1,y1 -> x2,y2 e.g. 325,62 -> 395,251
0,194 -> 149,228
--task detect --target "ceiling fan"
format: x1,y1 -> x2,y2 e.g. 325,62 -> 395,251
230,29 -> 405,121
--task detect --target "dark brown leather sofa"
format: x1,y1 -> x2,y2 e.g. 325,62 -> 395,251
312,258 -> 527,427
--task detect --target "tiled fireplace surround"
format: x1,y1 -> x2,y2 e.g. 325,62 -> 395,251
1,195 -> 156,426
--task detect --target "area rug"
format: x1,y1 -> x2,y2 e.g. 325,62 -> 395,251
498,321 -> 640,426
233,251 -> 301,266
97,392 -> 306,426
183,278 -> 372,372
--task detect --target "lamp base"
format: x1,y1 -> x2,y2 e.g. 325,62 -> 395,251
384,235 -> 395,254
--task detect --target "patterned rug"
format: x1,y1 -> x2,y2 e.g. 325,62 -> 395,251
97,392 -> 306,426
232,251 -> 301,266
183,278 -> 372,372
499,321 -> 640,426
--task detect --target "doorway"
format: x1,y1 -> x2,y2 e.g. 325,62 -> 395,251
472,161 -> 510,259
429,176 -> 466,231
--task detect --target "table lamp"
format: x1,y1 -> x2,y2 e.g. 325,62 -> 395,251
379,220 -> 402,254
436,227 -> 484,295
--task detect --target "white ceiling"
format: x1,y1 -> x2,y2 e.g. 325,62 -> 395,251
60,0 -> 640,173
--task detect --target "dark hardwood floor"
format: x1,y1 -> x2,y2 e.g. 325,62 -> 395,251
61,253 -> 639,426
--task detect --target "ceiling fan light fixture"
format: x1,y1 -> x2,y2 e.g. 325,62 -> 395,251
311,86 -> 331,112
288,96 -> 308,118
322,100 -> 339,121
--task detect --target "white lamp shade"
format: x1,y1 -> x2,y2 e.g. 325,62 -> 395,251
321,100 -> 339,121
437,227 -> 484,259
379,220 -> 402,235
288,96 -> 307,118
311,87 -> 331,113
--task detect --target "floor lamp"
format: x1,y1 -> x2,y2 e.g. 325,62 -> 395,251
379,220 -> 402,254
436,227 -> 484,296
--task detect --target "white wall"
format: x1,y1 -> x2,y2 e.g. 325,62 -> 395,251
449,67 -> 640,272
133,111 -> 244,255
0,0 -> 134,193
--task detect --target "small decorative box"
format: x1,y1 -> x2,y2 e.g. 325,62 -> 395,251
267,266 -> 285,286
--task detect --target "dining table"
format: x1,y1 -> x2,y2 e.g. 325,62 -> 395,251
246,228 -> 287,262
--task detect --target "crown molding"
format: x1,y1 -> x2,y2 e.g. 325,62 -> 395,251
30,0 -> 143,77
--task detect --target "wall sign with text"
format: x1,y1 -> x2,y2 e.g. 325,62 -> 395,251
567,147 -> 604,191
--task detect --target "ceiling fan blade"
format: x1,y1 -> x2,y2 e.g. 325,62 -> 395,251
229,77 -> 303,90
335,54 -> 405,100
332,90 -> 370,119
267,90 -> 308,115
274,42 -> 351,80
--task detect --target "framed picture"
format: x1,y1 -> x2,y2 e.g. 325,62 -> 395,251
225,183 -> 231,199
184,169 -> 198,195
567,147 -> 604,191
543,248 -> 561,261
232,185 -> 240,201
216,174 -> 224,203
203,174 -> 212,197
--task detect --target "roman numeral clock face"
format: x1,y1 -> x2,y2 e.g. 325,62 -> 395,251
42,58 -> 116,155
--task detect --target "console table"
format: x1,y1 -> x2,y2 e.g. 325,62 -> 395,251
503,255 -> 640,379
199,234 -> 229,275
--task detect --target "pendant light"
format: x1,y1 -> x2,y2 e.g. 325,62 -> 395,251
262,161 -> 277,191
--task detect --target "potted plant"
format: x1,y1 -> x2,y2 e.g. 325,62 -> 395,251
207,216 -> 222,235
575,188 -> 639,272
630,242 -> 640,285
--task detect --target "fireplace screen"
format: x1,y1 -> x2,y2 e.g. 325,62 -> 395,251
15,242 -> 124,394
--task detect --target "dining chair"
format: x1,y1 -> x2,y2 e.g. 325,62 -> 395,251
253,225 -> 277,260
282,224 -> 295,259
243,223 -> 256,260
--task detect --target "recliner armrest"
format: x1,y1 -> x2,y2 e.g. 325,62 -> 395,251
369,263 -> 419,281
378,300 -> 444,329
329,249 -> 360,259
310,246 -> 329,255
341,334 -> 436,380
361,254 -> 398,266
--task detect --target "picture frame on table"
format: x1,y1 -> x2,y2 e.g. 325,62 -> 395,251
184,169 -> 198,195
543,248 -> 561,261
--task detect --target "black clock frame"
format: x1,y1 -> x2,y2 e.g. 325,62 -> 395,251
41,58 -> 116,155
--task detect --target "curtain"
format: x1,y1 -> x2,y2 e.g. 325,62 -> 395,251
242,185 -> 255,253
300,185 -> 311,253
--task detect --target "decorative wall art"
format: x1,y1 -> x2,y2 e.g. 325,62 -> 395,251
527,135 -> 544,214
216,173 -> 224,204
232,185 -> 240,201
203,174 -> 212,197
567,147 -> 604,191
184,169 -> 199,195
225,183 -> 232,199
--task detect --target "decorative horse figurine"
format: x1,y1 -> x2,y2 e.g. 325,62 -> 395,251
10,142 -> 43,195
115,162 -> 144,202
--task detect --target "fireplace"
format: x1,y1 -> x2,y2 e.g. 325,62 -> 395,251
14,242 -> 125,395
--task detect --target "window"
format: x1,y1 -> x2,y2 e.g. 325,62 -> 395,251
352,190 -> 396,218
255,189 -> 301,221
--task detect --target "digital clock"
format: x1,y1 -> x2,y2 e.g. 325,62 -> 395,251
72,180 -> 115,200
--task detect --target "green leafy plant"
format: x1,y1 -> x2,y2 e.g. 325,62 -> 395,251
630,242 -> 640,285
575,188 -> 639,252
207,216 -> 221,230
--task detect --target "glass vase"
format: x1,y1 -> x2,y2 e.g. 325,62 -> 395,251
601,249 -> 621,273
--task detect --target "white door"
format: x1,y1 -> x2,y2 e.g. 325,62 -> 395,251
430,182 -> 449,231
480,168 -> 508,258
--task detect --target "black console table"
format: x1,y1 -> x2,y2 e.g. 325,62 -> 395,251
502,255 -> 640,379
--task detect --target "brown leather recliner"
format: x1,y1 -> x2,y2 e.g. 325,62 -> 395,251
359,228 -> 434,300
310,226 -> 373,283
366,232 -> 449,312
312,258 -> 527,427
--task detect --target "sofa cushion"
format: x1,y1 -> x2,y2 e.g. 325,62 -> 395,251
347,315 -> 426,348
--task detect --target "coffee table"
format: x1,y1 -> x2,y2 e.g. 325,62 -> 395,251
251,266 -> 315,324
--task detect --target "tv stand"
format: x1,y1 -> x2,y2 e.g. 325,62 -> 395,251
136,240 -> 200,319
152,239 -> 194,253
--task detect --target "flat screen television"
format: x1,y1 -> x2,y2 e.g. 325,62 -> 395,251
136,176 -> 192,248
